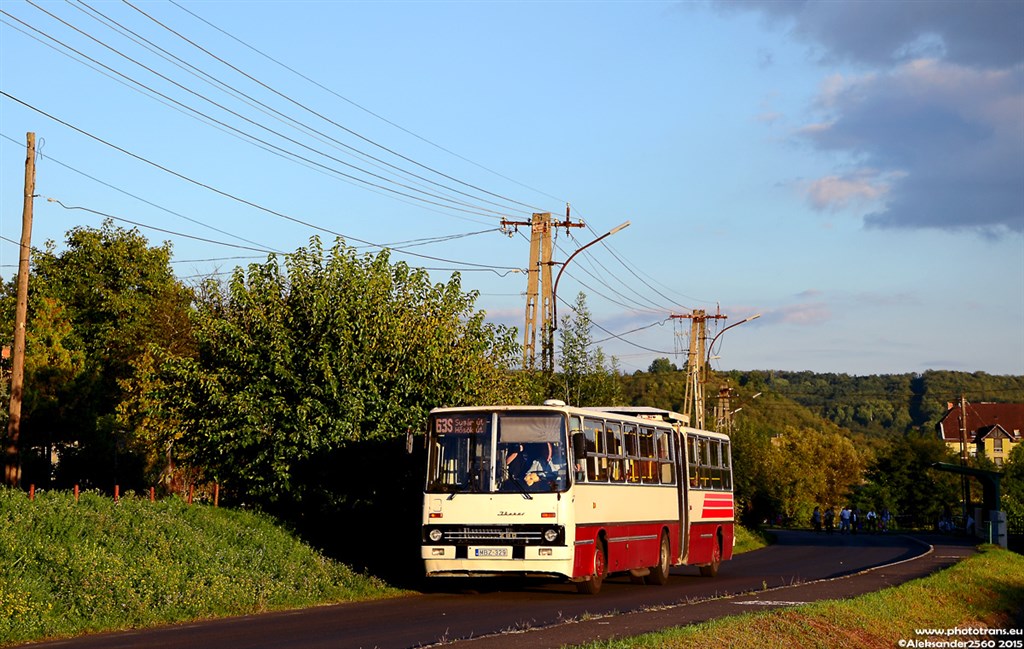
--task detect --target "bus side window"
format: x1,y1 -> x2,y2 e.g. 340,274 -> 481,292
584,418 -> 606,482
688,437 -> 699,488
709,440 -> 721,489
699,438 -> 712,489
623,425 -> 640,483
639,427 -> 658,484
657,429 -> 674,485
606,423 -> 624,483
721,440 -> 733,490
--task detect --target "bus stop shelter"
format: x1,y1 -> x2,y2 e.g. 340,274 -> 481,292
931,462 -> 1005,547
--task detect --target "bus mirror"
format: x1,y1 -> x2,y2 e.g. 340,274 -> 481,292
572,432 -> 588,460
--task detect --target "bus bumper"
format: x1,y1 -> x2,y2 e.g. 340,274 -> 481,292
423,545 -> 574,577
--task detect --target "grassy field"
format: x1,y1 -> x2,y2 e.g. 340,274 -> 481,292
0,488 -> 405,646
570,544 -> 1024,649
9,487 -> 1007,649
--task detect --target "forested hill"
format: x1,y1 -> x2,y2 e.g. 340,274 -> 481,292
620,367 -> 1024,439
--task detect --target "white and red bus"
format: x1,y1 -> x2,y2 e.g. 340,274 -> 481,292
421,401 -> 734,594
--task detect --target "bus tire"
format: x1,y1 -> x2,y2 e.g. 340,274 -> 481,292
646,533 -> 671,585
576,543 -> 606,595
699,532 -> 722,578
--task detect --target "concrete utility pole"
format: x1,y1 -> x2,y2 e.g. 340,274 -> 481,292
671,309 -> 726,430
503,207 -> 583,372
5,132 -> 35,488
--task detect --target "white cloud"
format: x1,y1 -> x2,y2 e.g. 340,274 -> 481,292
803,170 -> 901,213
801,59 -> 1023,233
721,1 -> 1024,237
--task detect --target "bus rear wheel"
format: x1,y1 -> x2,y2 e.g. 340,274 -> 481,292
576,544 -> 606,595
699,534 -> 721,577
646,533 -> 671,585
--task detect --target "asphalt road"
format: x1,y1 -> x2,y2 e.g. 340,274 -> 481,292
19,531 -> 977,649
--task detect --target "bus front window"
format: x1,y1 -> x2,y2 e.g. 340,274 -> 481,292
426,413 -> 492,494
497,413 -> 568,493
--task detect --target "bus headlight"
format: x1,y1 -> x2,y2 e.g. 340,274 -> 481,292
428,528 -> 443,543
543,528 -> 558,543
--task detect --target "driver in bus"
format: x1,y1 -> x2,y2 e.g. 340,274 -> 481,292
505,443 -> 561,489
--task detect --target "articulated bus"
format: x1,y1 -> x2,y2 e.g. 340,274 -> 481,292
421,401 -> 734,594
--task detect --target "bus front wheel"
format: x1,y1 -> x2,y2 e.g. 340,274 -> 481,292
576,544 -> 606,595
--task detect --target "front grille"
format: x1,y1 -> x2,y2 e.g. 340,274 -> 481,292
423,524 -> 564,546
447,527 -> 543,542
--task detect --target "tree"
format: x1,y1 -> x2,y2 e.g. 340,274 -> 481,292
2,220 -> 193,489
123,238 -> 524,505
555,292 -> 622,406
862,431 -> 960,528
1002,444 -> 1024,520
648,357 -> 677,374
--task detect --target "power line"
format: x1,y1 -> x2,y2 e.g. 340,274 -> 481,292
0,130 -> 282,253
1,91 -> 522,272
120,0 -> 547,215
6,5 -> 519,221
71,0 -> 539,220
165,0 -> 565,208
44,198 -> 278,254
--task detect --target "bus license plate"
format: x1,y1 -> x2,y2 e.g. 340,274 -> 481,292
473,547 -> 510,558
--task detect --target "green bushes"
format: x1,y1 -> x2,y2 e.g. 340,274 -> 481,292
0,488 -> 402,646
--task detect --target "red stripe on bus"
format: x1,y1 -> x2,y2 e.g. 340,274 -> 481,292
701,508 -> 734,518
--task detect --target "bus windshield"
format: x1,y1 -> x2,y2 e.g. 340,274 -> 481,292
426,411 -> 569,494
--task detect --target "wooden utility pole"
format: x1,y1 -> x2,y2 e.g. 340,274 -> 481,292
958,394 -> 971,524
5,132 -> 35,488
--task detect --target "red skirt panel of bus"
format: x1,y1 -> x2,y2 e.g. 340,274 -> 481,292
572,522 -> 680,579
686,522 -> 735,564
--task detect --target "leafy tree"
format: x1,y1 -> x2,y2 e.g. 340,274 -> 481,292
554,292 -> 622,406
122,238 -> 524,505
861,431 -> 960,528
648,357 -> 677,374
1002,444 -> 1024,520
2,220 -> 193,489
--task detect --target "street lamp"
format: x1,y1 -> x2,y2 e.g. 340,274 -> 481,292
545,221 -> 631,374
705,313 -> 761,367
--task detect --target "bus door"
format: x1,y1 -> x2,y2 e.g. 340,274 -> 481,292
672,428 -> 688,563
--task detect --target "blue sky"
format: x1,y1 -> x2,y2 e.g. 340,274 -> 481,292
1,1 -> 1022,376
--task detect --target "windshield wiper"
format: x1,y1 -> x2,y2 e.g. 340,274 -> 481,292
508,477 -> 533,500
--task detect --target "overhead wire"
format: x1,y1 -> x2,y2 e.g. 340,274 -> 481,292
156,0 -> 558,213
1,91 -> 522,271
0,131 -> 282,253
574,205 -> 715,308
0,10 -> 500,229
3,2 -> 703,346
70,0 -> 539,220
6,5 -> 521,223
44,198 -> 279,254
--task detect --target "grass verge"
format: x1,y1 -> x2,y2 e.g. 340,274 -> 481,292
733,525 -> 770,555
0,488 -> 405,646
570,544 -> 1024,649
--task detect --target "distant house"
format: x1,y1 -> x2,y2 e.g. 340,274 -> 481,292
937,402 -> 1024,466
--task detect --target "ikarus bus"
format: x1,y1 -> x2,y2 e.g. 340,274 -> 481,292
421,401 -> 734,594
